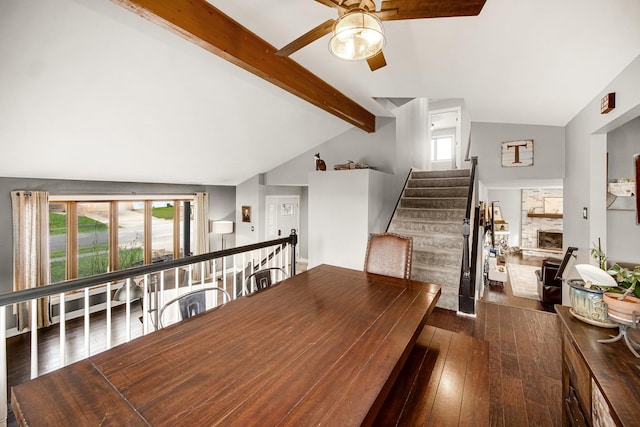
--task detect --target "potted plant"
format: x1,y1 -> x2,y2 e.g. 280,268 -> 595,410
570,240 -> 640,326
602,263 -> 640,322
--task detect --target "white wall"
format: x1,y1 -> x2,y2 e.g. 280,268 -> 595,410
396,98 -> 429,171
264,117 -> 396,186
564,54 -> 640,304
0,0 -> 352,186
235,175 -> 261,246
308,170 -> 371,270
308,169 -> 397,269
471,122 -> 565,183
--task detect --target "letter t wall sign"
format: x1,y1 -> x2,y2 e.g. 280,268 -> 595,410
501,139 -> 534,167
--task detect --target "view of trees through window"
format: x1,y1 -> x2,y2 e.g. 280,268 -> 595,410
49,198 -> 194,283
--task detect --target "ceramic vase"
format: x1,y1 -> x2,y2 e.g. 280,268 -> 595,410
568,280 -> 617,328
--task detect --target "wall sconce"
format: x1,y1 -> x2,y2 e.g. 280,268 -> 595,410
212,220 -> 234,250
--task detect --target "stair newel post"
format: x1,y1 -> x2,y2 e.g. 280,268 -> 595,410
459,217 -> 474,314
289,229 -> 298,276
462,218 -> 470,280
459,157 -> 478,315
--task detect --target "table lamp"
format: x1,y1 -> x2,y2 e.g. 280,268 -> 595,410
212,220 -> 234,250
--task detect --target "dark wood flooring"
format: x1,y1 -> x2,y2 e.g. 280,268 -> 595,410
426,302 -> 562,427
375,325 -> 490,426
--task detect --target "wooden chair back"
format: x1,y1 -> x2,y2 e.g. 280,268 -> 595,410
364,233 -> 413,280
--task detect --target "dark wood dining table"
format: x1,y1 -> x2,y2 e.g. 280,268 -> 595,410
11,264 -> 441,426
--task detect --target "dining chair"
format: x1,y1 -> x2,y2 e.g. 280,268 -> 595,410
158,286 -> 231,328
242,267 -> 288,296
364,233 -> 413,279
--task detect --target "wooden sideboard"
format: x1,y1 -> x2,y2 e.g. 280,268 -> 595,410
556,306 -> 640,426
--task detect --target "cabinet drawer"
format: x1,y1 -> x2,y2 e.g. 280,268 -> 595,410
563,329 -> 591,420
565,385 -> 589,427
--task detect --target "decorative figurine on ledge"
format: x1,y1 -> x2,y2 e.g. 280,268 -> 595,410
314,153 -> 326,171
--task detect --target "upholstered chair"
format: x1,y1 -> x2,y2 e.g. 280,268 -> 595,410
364,233 -> 413,280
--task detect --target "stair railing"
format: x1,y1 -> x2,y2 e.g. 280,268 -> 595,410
385,168 -> 413,232
459,157 -> 478,314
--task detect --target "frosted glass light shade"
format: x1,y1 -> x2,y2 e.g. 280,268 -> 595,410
212,220 -> 234,235
329,11 -> 385,61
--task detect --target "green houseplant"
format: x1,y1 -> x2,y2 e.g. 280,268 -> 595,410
583,242 -> 640,323
605,263 -> 640,299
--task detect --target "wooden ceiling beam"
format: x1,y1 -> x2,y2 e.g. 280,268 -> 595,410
110,0 -> 376,132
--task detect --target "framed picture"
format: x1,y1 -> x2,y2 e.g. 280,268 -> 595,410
501,139 -> 534,167
491,205 -> 503,222
242,206 -> 251,223
543,197 -> 563,214
281,202 -> 294,216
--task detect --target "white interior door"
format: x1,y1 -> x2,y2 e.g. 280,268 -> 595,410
265,196 -> 300,253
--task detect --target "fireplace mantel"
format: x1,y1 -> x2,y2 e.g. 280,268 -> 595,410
527,213 -> 563,219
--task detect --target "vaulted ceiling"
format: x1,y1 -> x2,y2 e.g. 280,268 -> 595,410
1,0 -> 639,186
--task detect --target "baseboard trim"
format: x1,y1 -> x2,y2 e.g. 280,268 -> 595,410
456,310 -> 477,318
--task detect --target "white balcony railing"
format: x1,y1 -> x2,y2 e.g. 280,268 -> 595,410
0,232 -> 298,427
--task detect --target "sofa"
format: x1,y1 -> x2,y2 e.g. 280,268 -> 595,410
535,258 -> 563,304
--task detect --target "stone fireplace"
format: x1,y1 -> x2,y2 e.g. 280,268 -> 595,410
521,188 -> 563,251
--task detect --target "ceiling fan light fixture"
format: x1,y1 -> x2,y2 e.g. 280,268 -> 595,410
329,11 -> 385,61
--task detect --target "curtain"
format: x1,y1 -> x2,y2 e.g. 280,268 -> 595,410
193,192 -> 211,280
11,191 -> 51,331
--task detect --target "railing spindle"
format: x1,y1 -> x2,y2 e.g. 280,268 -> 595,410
231,255 -> 237,303
106,283 -> 112,350
30,299 -> 38,379
127,278 -> 134,342
84,288 -> 90,358
59,292 -> 66,367
142,275 -> 150,334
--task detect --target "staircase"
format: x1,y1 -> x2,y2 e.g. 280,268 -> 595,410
388,169 -> 471,311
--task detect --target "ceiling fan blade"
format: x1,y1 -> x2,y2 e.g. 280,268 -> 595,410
314,0 -> 348,14
276,19 -> 335,57
379,0 -> 486,21
367,50 -> 387,71
374,9 -> 399,20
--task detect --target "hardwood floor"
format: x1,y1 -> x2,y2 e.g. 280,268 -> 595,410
375,325 -> 490,426
426,302 -> 562,427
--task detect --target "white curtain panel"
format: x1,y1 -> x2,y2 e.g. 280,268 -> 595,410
11,191 -> 51,331
193,192 -> 211,280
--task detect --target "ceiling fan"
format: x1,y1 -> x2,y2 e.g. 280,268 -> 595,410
276,0 -> 486,71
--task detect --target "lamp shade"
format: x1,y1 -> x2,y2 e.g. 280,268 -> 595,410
114,281 -> 144,302
329,11 -> 385,61
212,220 -> 234,235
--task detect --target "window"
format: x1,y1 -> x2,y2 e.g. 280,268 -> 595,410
432,135 -> 453,161
49,195 -> 195,282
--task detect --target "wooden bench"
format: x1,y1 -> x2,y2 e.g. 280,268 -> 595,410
374,325 -> 490,426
